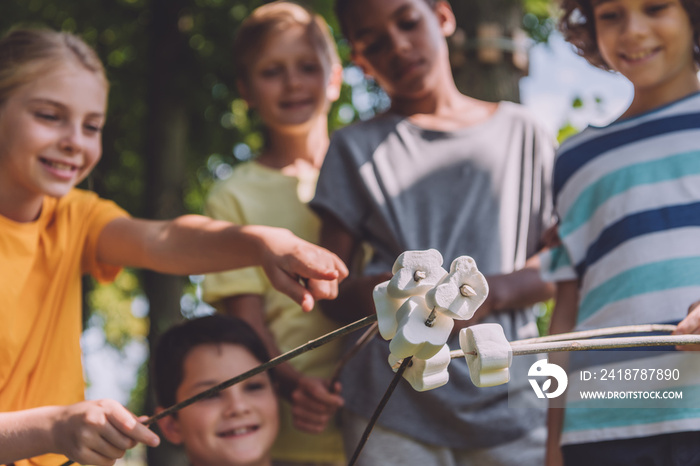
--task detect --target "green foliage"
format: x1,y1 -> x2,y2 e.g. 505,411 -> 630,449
536,299 -> 555,336
88,270 -> 149,349
557,121 -> 579,143
522,0 -> 557,43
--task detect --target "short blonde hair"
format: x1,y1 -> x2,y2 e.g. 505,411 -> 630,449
233,1 -> 340,81
0,28 -> 107,106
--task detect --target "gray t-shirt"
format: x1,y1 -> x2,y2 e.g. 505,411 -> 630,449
311,102 -> 555,450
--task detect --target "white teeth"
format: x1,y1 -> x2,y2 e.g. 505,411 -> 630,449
220,426 -> 254,436
44,160 -> 75,171
625,50 -> 653,61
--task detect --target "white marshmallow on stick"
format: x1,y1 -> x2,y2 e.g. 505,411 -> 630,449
387,249 -> 448,299
389,296 -> 454,360
426,256 -> 489,320
459,323 -> 512,387
372,280 -> 405,340
388,344 -> 451,392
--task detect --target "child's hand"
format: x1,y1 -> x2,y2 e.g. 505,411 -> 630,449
541,223 -> 562,249
51,399 -> 159,465
257,227 -> 349,312
290,376 -> 344,434
673,300 -> 700,350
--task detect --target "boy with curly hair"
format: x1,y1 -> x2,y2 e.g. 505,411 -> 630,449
543,0 -> 700,464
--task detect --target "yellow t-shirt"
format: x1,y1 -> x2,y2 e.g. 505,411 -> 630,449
0,189 -> 128,466
202,161 -> 345,463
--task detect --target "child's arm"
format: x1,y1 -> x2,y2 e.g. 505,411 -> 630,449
97,216 -> 348,312
221,295 -> 344,433
0,400 -> 159,466
454,254 -> 555,331
545,279 -> 579,466
317,213 -> 393,324
673,299 -> 700,350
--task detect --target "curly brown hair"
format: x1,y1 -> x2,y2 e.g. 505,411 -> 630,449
558,0 -> 700,70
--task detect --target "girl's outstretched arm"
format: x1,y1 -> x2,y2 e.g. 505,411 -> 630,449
97,216 -> 348,312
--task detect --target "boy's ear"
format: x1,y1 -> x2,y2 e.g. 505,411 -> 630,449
155,407 -> 184,445
236,79 -> 255,109
326,63 -> 343,103
435,1 -> 457,37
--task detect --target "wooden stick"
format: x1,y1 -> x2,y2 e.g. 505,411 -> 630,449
347,357 -> 412,466
329,322 -> 379,389
451,334 -> 700,359
511,334 -> 700,355
510,324 -> 678,345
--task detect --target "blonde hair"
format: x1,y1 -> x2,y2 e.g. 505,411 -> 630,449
233,1 -> 340,81
0,28 -> 107,106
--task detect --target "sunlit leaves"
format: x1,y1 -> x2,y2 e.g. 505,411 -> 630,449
88,270 -> 149,350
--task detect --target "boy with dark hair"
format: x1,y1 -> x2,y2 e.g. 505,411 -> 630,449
153,314 -> 280,466
309,0 -> 556,464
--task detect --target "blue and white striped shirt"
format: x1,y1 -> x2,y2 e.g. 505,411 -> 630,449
542,92 -> 700,444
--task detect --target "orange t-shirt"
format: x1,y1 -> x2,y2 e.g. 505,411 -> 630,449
0,189 -> 128,466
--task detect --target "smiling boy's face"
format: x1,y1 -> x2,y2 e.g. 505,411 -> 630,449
158,343 -> 279,466
592,0 -> 698,107
345,0 -> 455,102
240,23 -> 339,133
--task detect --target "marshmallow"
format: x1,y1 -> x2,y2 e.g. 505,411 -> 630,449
426,256 -> 488,320
387,249 -> 447,299
388,344 -> 451,391
459,324 -> 512,387
373,280 -> 406,340
389,296 -> 454,360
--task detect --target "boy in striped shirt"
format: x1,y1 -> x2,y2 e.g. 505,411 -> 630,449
542,0 -> 700,464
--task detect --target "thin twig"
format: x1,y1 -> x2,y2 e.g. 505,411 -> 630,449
510,324 -> 678,345
511,334 -> 700,355
450,334 -> 700,359
59,314 -> 378,466
347,357 -> 412,466
329,322 -> 379,389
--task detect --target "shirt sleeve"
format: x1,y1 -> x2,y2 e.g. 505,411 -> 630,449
310,130 -> 370,238
527,116 -> 558,257
201,183 -> 267,305
540,244 -> 578,282
80,194 -> 130,283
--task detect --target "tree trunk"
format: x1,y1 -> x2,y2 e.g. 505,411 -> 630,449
449,0 -> 527,102
143,0 -> 190,464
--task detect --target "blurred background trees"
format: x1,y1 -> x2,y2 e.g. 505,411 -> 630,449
1,0 -> 556,463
